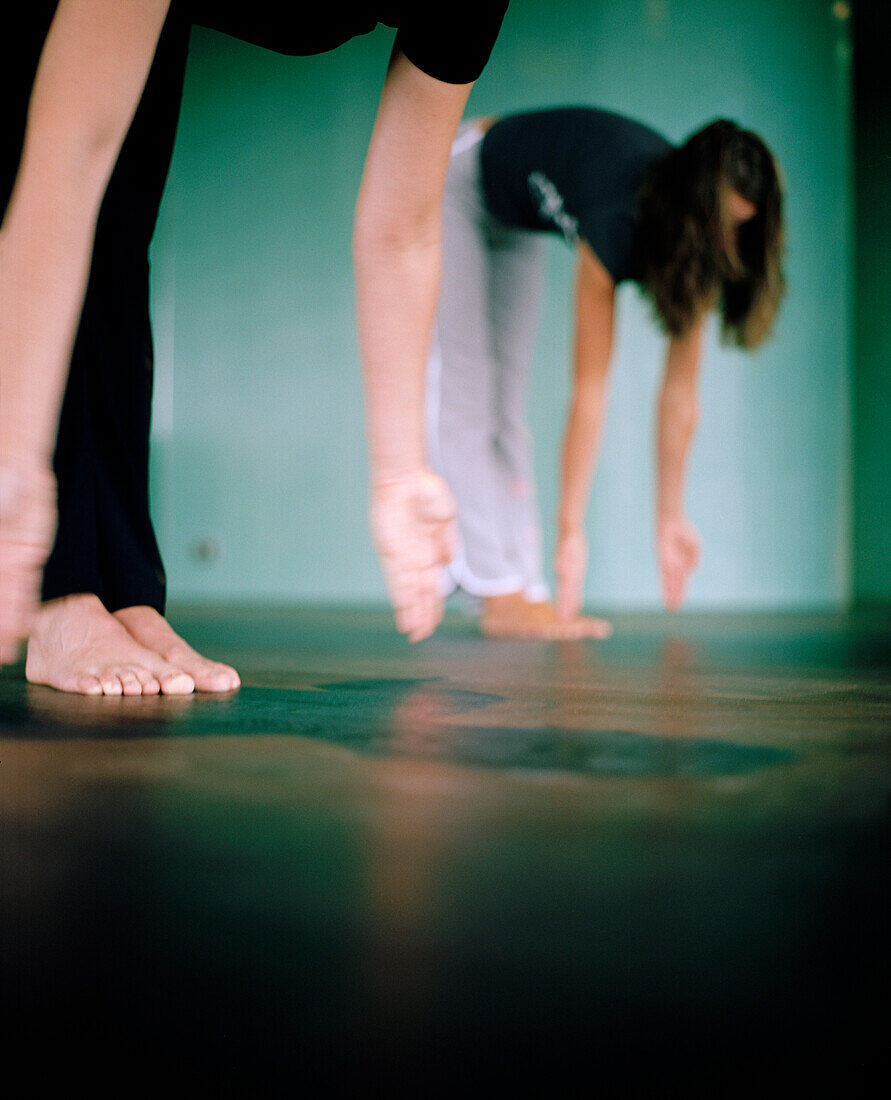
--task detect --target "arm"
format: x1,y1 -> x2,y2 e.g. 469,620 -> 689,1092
0,0 -> 171,661
354,48 -> 472,642
655,321 -> 705,610
554,241 -> 615,621
0,0 -> 171,465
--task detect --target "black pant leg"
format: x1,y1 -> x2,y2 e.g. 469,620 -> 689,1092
38,8 -> 192,613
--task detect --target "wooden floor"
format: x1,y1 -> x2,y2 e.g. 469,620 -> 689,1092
2,606 -> 889,1094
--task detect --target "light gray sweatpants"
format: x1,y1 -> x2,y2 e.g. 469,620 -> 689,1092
427,122 -> 549,600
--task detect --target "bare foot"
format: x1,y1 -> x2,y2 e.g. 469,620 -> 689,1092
114,605 -> 240,693
480,592 -> 612,641
26,594 -> 196,695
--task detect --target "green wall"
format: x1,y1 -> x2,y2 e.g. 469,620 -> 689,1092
150,0 -> 854,610
852,1 -> 891,605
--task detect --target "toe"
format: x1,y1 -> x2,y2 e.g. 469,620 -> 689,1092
210,670 -> 238,692
581,616 -> 612,639
137,672 -> 161,695
189,660 -> 240,693
119,669 -> 144,696
74,675 -> 104,695
210,663 -> 240,691
158,667 -> 195,695
99,674 -> 124,696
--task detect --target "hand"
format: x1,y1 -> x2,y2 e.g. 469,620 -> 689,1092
370,470 -> 457,643
555,528 -> 588,622
0,463 -> 57,664
657,514 -> 700,611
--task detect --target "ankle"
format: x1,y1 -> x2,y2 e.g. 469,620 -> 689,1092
38,592 -> 104,615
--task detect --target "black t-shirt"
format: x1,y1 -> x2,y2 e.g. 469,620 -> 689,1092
186,3 -> 509,84
480,106 -> 672,283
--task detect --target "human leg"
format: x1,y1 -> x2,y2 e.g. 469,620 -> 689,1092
15,7 -> 238,692
429,135 -> 609,640
472,172 -> 610,640
427,128 -> 526,598
486,222 -> 550,600
40,5 -> 192,612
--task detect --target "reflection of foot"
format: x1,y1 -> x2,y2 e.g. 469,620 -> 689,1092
480,592 -> 612,641
26,594 -> 196,695
114,605 -> 240,693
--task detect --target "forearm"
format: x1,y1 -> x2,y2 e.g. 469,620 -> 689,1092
559,244 -> 614,535
352,51 -> 469,486
656,380 -> 699,519
558,379 -> 608,533
0,168 -> 109,464
354,229 -> 440,483
656,323 -> 703,520
0,0 -> 170,467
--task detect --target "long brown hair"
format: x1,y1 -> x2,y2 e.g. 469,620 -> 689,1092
636,119 -> 785,348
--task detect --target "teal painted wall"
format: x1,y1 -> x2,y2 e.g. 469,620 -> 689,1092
852,1 -> 891,605
150,0 -> 854,610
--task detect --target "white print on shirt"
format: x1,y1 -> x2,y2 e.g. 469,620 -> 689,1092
527,171 -> 578,242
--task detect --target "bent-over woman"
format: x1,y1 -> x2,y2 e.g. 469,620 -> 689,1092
0,1 -> 508,692
428,106 -> 784,638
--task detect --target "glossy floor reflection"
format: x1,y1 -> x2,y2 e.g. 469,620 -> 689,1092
2,607 -> 889,1094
